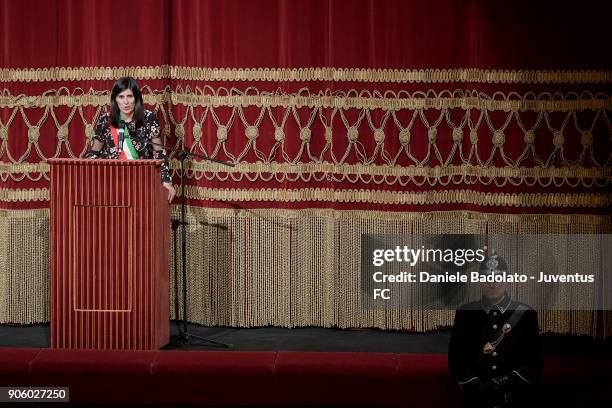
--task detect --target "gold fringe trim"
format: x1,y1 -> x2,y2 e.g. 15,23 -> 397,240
0,208 -> 49,218
5,206 -> 610,228
1,88 -> 610,112
0,66 -> 170,83
0,210 -> 50,324
180,187 -> 612,208
2,207 -> 610,336
0,188 -> 49,202
4,161 -> 609,183
175,206 -> 612,227
178,161 -> 612,181
170,92 -> 612,112
0,162 -> 50,175
1,66 -> 611,84
3,186 -> 609,208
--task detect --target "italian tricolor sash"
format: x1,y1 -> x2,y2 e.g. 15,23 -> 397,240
110,123 -> 139,160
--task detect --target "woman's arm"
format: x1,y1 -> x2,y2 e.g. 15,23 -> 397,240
146,111 -> 175,202
85,114 -> 108,158
85,139 -> 105,157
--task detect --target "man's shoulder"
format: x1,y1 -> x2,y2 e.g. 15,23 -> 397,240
457,301 -> 482,311
509,301 -> 536,312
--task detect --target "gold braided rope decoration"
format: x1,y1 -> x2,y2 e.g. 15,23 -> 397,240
1,66 -> 612,84
2,161 -> 611,188
2,87 -> 611,111
1,207 -> 610,337
179,187 -> 612,208
0,208 -> 49,218
179,162 -> 611,179
1,87 -> 611,187
1,186 -> 611,208
0,188 -> 49,202
3,161 -> 611,181
172,162 -> 612,188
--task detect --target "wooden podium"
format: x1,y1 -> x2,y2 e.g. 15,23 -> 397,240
48,159 -> 170,350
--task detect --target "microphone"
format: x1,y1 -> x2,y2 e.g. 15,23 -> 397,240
117,120 -> 126,153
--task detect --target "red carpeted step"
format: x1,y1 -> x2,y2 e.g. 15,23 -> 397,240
541,355 -> 612,406
274,351 -> 400,406
397,354 -> 461,407
151,351 -> 277,405
28,349 -> 156,404
0,348 -> 41,386
1,347 -> 610,406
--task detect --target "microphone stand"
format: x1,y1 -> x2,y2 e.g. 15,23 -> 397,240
147,139 -> 234,350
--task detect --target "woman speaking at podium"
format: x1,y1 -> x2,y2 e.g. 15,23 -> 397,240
85,76 -> 176,202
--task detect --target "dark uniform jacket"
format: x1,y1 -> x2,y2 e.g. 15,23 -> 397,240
448,293 -> 543,400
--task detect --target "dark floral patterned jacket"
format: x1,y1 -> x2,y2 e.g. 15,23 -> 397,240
85,110 -> 171,183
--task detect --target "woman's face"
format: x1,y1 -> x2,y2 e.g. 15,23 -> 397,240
115,88 -> 135,117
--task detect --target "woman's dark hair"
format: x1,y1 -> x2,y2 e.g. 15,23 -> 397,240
110,76 -> 144,128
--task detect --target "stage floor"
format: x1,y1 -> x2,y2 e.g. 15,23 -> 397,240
0,323 -> 451,353
1,323 -> 610,355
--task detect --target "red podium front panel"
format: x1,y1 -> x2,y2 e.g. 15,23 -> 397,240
48,159 -> 170,350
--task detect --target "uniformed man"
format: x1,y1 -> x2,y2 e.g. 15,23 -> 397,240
448,252 -> 543,408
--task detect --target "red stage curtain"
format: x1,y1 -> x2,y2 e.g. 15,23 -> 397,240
1,0 -> 610,333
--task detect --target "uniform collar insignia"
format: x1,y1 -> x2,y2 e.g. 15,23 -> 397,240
481,292 -> 511,314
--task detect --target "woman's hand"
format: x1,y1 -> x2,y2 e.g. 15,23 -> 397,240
163,182 -> 176,202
